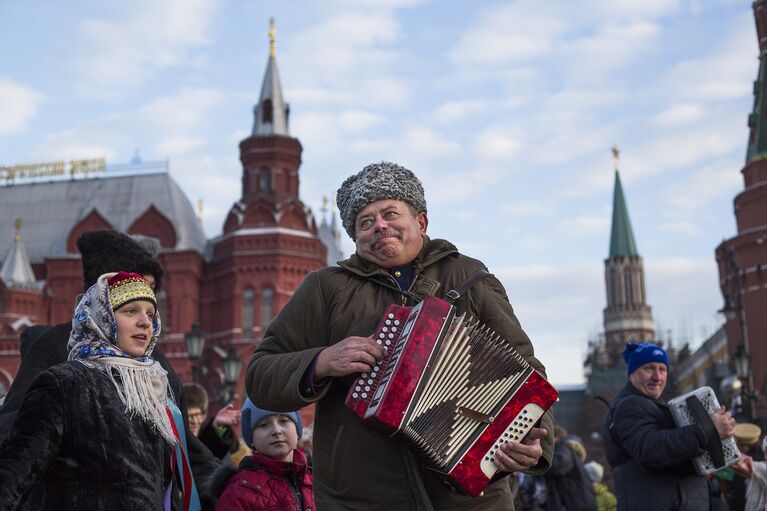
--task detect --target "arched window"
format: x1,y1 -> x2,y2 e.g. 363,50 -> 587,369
242,288 -> 254,338
262,99 -> 273,123
259,167 -> 272,193
261,288 -> 274,329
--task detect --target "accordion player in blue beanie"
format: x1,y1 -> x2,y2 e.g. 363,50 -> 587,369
601,340 -> 736,510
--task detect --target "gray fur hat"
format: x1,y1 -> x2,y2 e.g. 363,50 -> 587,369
336,161 -> 427,239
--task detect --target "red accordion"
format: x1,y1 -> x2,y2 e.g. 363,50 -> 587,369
345,296 -> 558,497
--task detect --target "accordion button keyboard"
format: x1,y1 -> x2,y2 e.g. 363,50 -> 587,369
480,403 -> 545,478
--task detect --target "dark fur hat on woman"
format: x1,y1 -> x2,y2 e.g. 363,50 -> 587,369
76,230 -> 164,292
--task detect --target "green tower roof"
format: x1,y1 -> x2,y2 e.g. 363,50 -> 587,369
609,170 -> 639,257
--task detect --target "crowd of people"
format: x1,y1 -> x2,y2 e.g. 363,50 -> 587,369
0,162 -> 764,510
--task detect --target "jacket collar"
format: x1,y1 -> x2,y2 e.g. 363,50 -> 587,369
338,236 -> 458,277
241,448 -> 309,479
620,380 -> 668,407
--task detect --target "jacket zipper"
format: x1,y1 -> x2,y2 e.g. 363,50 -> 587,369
383,268 -> 420,306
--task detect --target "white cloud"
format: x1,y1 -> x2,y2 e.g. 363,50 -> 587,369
659,12 -> 754,102
404,127 -> 460,157
449,2 -> 569,66
286,12 -> 401,83
73,0 -> 217,96
30,129 -> 116,162
156,136 -> 206,156
32,88 -> 225,163
501,200 -> 555,219
339,110 -> 383,133
659,220 -> 700,236
137,89 -> 226,132
434,100 -> 489,123
657,161 -> 742,236
645,257 -> 723,347
495,262 -> 604,385
564,21 -> 661,84
473,127 -> 522,161
583,0 -> 681,19
0,78 -> 44,136
651,103 -> 706,126
354,76 -> 411,107
554,214 -> 611,239
427,164 -> 508,204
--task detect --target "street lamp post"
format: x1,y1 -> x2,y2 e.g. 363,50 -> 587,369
184,323 -> 206,383
733,345 -> 755,421
719,248 -> 755,421
220,347 -> 243,404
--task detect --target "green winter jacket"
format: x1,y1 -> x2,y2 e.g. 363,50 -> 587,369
246,237 -> 555,511
594,482 -> 617,511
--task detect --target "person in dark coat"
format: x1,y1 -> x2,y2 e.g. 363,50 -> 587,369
208,399 -> 314,511
246,162 -> 554,511
602,342 -> 735,511
184,382 -> 241,460
544,427 -> 597,511
0,272 -> 175,509
0,230 -> 219,510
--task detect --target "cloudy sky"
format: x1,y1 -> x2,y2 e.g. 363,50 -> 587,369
0,0 -> 755,384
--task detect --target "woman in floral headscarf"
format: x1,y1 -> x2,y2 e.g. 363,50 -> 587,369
0,272 -> 176,510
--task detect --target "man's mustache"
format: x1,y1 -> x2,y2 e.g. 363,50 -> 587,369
371,230 -> 401,247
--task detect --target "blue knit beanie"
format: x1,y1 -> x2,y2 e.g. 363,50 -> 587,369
241,398 -> 303,448
622,341 -> 669,375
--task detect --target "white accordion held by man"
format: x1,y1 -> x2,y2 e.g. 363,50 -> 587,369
668,386 -> 741,475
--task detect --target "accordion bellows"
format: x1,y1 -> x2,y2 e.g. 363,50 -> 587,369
345,296 -> 558,496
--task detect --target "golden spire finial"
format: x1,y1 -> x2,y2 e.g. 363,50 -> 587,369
197,199 -> 204,220
322,195 -> 329,209
269,18 -> 276,58
611,146 -> 620,170
14,218 -> 22,242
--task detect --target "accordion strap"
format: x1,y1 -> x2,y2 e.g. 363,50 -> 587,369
685,395 -> 725,469
445,270 -> 491,303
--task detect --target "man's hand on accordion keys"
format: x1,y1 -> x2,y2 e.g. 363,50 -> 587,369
315,336 -> 386,380
493,426 -> 547,473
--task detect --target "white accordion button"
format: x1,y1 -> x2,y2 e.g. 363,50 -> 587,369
388,313 -> 394,319
480,403 -> 545,479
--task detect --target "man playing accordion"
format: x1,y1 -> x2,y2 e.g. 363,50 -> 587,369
245,162 -> 555,511
602,342 -> 735,510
